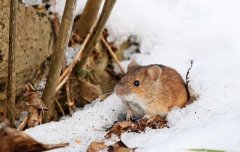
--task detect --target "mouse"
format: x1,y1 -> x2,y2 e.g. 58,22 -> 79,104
115,60 -> 189,121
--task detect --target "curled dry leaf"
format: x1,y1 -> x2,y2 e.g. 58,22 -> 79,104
25,83 -> 48,127
87,140 -> 136,152
105,115 -> 168,139
78,77 -> 103,103
0,126 -> 69,152
108,140 -> 137,152
75,139 -> 81,144
69,32 -> 83,47
87,141 -> 108,152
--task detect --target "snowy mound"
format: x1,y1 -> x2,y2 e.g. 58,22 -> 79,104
26,0 -> 240,151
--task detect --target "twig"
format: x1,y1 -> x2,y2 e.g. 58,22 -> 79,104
101,35 -> 125,73
17,116 -> 29,131
42,0 -> 77,122
65,80 -> 74,115
42,143 -> 69,150
78,0 -> 117,68
185,60 -> 193,87
7,0 -> 18,126
54,98 -> 65,116
56,0 -> 117,92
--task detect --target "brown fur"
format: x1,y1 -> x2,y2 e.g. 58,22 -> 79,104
115,60 -> 189,119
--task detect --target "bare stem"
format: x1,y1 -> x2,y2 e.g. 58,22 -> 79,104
101,35 -> 125,73
42,0 -> 77,122
7,0 -> 18,125
78,0 -> 117,68
56,0 -> 117,92
17,116 -> 28,131
186,60 -> 193,87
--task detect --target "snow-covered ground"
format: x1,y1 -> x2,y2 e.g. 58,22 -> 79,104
26,0 -> 240,151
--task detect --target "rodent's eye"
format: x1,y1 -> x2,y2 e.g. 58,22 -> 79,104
133,80 -> 140,87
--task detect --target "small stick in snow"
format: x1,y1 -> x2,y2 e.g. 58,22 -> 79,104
65,80 -> 75,115
185,60 -> 198,105
55,98 -> 65,116
17,116 -> 28,131
101,35 -> 126,74
185,60 -> 193,87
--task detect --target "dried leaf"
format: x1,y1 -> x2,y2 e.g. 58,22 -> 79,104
25,83 -> 48,127
88,140 -> 136,152
75,139 -> 81,144
0,127 -> 69,152
28,93 -> 47,111
106,115 -> 168,138
28,106 -> 40,128
108,141 -> 136,152
87,141 -> 107,152
78,77 -> 103,102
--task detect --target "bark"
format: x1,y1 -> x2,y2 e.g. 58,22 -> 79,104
0,1 -> 54,101
75,0 -> 102,40
6,0 -> 18,125
42,0 -> 77,122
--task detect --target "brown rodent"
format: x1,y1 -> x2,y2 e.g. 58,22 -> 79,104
115,60 -> 189,121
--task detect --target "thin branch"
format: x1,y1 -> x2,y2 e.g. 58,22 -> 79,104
78,0 -> 117,68
56,0 -> 117,92
186,60 -> 193,87
17,116 -> 28,131
101,35 -> 125,73
65,80 -> 74,115
41,0 -> 77,122
54,98 -> 65,116
7,0 -> 18,125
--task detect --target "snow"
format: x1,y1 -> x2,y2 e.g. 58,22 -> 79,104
26,0 -> 240,151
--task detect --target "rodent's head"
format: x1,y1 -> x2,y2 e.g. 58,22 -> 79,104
115,60 -> 162,102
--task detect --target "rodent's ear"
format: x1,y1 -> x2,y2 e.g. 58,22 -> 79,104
147,65 -> 162,81
127,59 -> 140,71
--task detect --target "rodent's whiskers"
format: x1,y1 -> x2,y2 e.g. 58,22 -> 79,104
102,89 -> 114,94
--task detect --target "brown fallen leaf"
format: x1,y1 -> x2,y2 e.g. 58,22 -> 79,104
87,140 -> 136,152
0,126 -> 69,152
108,140 -> 137,152
25,83 -> 48,128
78,77 -> 103,103
75,139 -> 81,144
87,141 -> 108,152
105,115 -> 168,138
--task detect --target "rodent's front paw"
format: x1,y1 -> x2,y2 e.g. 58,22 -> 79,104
143,114 -> 151,119
126,110 -> 133,121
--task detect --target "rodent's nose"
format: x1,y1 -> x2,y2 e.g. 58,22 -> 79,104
115,85 -> 128,97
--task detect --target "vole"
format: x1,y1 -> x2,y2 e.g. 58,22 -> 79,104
115,60 -> 189,121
